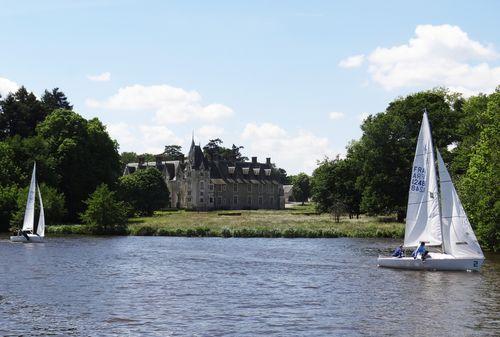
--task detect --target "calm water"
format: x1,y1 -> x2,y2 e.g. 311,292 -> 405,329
0,236 -> 498,336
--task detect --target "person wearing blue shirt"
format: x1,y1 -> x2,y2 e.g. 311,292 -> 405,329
412,242 -> 429,261
392,245 -> 404,258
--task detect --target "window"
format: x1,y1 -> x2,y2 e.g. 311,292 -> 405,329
209,184 -> 214,191
200,197 -> 204,203
228,166 -> 235,174
247,184 -> 251,192
242,167 -> 249,175
258,196 -> 263,205
218,196 -> 222,204
216,185 -> 222,192
187,197 -> 192,202
200,171 -> 204,177
222,198 -> 226,205
247,196 -> 252,205
233,195 -> 238,205
200,181 -> 205,190
264,169 -> 271,176
270,196 -> 274,204
233,184 -> 238,192
253,168 -> 260,175
209,197 -> 214,203
187,190 -> 191,196
223,185 -> 227,191
200,191 -> 204,196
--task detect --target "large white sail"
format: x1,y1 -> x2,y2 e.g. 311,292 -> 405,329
404,112 -> 442,247
22,163 -> 37,232
36,184 -> 45,237
437,150 -> 483,258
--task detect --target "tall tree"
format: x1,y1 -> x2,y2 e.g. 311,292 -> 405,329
292,173 -> 311,205
37,109 -> 121,220
354,89 -> 463,221
41,88 -> 73,113
163,145 -> 184,161
0,87 -> 45,139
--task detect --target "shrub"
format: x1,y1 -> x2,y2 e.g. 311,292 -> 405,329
80,184 -> 128,234
0,185 -> 19,232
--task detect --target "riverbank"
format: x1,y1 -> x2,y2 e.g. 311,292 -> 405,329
46,204 -> 405,238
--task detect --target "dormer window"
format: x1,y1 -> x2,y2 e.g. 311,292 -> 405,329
228,166 -> 235,174
253,168 -> 260,175
264,169 -> 271,176
242,167 -> 249,175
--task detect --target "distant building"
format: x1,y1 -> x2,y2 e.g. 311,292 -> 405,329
124,140 -> 285,210
283,185 -> 293,203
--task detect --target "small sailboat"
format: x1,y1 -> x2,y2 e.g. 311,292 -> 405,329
10,163 -> 45,243
378,111 -> 484,271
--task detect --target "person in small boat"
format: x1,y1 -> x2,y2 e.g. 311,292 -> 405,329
21,230 -> 30,241
392,245 -> 404,258
412,242 -> 429,260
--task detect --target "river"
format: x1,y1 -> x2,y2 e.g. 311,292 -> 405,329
0,236 -> 498,336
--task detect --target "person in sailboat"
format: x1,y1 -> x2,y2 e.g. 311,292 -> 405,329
392,244 -> 404,258
412,242 -> 429,261
20,230 -> 30,241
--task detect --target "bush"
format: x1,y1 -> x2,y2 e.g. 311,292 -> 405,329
118,167 -> 170,216
0,185 -> 19,232
80,184 -> 128,234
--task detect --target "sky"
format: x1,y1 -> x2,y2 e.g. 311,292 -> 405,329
1,0 -> 499,174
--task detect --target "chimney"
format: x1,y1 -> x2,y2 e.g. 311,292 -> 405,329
266,157 -> 271,165
155,154 -> 163,167
252,156 -> 257,164
138,155 -> 145,167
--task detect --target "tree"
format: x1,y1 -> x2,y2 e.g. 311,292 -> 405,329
118,167 -> 170,216
41,88 -> 73,113
80,184 -> 128,234
203,138 -> 248,162
0,87 -> 45,139
272,165 -> 290,185
163,145 -> 184,161
353,89 -> 464,221
292,173 -> 310,205
0,185 -> 19,232
37,109 -> 121,220
458,90 -> 499,251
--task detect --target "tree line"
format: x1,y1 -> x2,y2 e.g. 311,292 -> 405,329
306,88 -> 499,251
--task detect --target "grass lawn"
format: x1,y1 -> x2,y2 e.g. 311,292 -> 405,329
47,204 -> 404,238
125,203 -> 405,238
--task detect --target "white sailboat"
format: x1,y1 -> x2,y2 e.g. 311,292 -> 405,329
378,111 -> 484,271
10,163 -> 45,243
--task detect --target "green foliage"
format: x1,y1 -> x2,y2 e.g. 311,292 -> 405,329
202,138 -> 248,161
291,173 -> 311,205
37,109 -> 121,220
163,145 -> 184,161
80,184 -> 128,234
354,89 -> 463,220
118,167 -> 170,216
0,185 -> 19,232
458,90 -> 500,251
41,88 -> 73,113
10,184 -> 66,230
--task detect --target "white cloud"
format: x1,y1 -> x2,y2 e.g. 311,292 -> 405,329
339,54 -> 365,68
344,24 -> 500,95
87,84 -> 234,124
107,122 -> 184,154
241,122 -> 337,174
0,77 -> 19,96
87,72 -> 111,82
328,111 -> 345,120
197,125 -> 224,142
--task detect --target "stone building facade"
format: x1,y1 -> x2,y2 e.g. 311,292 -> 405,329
124,140 -> 285,210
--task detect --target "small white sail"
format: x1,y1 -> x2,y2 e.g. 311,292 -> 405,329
437,150 -> 483,258
36,184 -> 45,237
404,112 -> 442,247
22,163 -> 37,232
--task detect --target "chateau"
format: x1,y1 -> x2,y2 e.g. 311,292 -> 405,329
124,140 -> 285,210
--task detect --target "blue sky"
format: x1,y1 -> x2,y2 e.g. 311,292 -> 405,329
1,0 -> 499,174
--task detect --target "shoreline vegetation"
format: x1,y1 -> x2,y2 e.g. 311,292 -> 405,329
46,204 -> 405,239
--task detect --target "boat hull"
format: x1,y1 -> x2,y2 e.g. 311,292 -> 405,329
10,234 -> 44,243
377,253 -> 484,271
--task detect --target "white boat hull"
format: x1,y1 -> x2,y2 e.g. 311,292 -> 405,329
377,253 -> 484,271
10,234 -> 45,243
